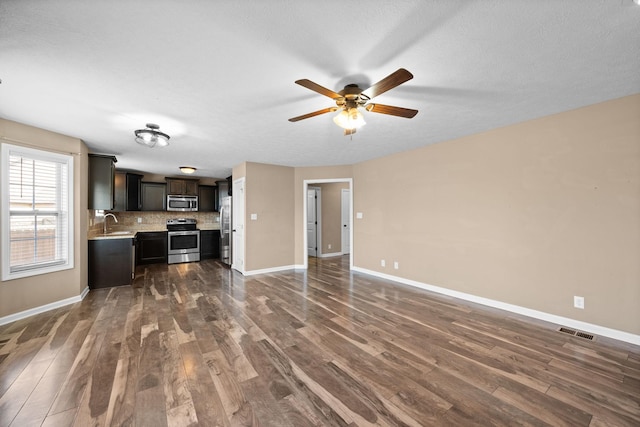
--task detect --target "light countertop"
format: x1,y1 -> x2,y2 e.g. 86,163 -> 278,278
88,223 -> 220,240
88,231 -> 136,240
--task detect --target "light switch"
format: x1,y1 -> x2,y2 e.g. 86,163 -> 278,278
250,213 -> 258,220
356,212 -> 363,219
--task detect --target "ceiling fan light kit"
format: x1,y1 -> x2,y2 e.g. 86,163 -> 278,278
289,68 -> 418,136
134,123 -> 170,148
333,108 -> 366,130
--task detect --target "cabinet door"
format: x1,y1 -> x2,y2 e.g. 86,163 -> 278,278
200,230 -> 220,259
198,185 -> 217,212
136,232 -> 168,265
184,180 -> 199,196
113,172 -> 126,211
88,155 -> 116,210
141,182 -> 167,211
166,179 -> 184,195
89,238 -> 132,288
114,172 -> 142,211
126,174 -> 142,211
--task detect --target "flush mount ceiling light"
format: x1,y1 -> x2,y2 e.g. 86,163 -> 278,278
179,166 -> 197,174
134,123 -> 170,148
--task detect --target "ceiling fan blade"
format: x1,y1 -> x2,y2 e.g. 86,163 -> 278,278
365,103 -> 418,118
362,68 -> 414,99
288,107 -> 338,122
295,79 -> 342,99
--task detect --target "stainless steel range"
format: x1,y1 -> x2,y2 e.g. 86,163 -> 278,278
166,218 -> 200,264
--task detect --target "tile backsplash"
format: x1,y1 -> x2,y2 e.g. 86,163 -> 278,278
89,210 -> 220,233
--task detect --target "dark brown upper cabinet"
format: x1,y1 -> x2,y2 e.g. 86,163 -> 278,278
88,154 -> 117,210
166,178 -> 199,196
141,182 -> 167,211
113,172 -> 143,211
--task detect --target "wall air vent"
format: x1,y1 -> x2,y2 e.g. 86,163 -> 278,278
557,327 -> 595,341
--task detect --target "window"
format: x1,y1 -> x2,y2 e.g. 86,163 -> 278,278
1,143 -> 74,281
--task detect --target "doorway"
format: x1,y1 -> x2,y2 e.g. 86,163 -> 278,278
303,179 -> 352,269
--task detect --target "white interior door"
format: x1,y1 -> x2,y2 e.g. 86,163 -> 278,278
307,187 -> 318,257
232,178 -> 245,273
341,188 -> 351,254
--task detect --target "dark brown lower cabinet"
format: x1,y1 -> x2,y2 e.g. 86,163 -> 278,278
88,238 -> 133,289
200,230 -> 220,260
136,231 -> 168,265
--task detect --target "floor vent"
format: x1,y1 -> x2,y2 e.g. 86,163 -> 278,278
558,327 -> 595,341
575,332 -> 595,340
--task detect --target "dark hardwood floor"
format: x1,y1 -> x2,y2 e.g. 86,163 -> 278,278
0,256 -> 638,426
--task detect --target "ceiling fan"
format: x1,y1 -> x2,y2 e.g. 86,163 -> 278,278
288,68 -> 418,136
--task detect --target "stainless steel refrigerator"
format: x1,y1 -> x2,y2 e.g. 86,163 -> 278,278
220,196 -> 232,266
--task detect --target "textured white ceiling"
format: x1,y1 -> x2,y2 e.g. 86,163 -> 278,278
1,0 -> 639,179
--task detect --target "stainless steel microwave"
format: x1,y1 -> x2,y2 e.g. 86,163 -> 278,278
167,195 -> 198,212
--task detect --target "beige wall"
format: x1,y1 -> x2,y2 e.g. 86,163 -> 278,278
0,119 -> 88,319
317,182 -> 350,253
232,162 -> 246,181
238,164 -> 353,268
242,162 -> 295,271
353,94 -> 640,335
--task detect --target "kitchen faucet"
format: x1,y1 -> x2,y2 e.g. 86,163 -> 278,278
103,213 -> 118,234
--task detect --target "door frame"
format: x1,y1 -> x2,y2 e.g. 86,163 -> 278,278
307,186 -> 322,257
232,177 -> 245,274
302,178 -> 353,270
341,188 -> 350,255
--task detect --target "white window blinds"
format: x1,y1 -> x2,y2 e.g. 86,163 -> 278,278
1,143 -> 74,280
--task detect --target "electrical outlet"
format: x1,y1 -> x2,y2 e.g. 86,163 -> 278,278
328,244 -> 332,249
381,259 -> 385,267
394,261 -> 399,270
574,296 -> 585,309
137,217 -> 142,224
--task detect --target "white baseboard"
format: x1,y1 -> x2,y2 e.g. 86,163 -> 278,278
0,286 -> 90,326
351,266 -> 640,346
318,252 -> 343,258
243,265 -> 297,276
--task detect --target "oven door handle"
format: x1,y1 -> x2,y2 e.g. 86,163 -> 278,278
168,230 -> 200,236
